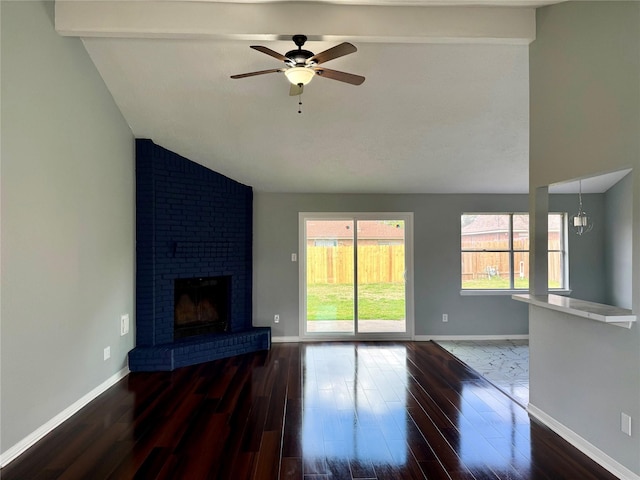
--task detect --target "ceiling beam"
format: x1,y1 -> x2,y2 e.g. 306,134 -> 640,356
55,1 -> 536,44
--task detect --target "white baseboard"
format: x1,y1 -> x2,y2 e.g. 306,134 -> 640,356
272,336 -> 301,343
272,335 -> 530,343
0,367 -> 130,468
528,404 -> 640,480
415,334 -> 529,342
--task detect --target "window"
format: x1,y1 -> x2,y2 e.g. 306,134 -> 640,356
461,213 -> 567,291
547,213 -> 566,289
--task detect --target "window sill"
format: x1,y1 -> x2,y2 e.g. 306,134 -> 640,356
460,289 -> 572,297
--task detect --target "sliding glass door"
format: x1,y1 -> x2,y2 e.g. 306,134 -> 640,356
300,213 -> 413,339
304,218 -> 356,334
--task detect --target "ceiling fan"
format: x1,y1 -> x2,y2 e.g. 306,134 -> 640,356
230,34 -> 365,97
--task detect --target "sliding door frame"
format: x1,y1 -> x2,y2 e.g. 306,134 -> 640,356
299,212 -> 415,341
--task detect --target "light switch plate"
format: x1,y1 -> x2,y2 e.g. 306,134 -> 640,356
621,412 -> 632,436
120,314 -> 130,336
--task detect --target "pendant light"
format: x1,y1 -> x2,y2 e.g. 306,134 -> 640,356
570,180 -> 593,235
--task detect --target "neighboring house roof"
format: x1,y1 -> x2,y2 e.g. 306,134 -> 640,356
306,220 -> 404,240
462,213 -> 561,235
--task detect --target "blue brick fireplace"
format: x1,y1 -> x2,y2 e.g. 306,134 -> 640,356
128,139 -> 270,372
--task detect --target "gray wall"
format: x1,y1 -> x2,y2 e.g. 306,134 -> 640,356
604,172 -> 633,309
549,194 -> 606,304
253,192 -> 605,338
529,1 -> 640,475
1,1 -> 134,455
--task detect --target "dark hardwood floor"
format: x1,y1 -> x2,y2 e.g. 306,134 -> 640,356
1,341 -> 618,479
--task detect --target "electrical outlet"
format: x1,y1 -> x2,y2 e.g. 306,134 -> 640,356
104,346 -> 111,361
442,314 -> 449,322
274,314 -> 280,323
621,412 -> 632,436
120,314 -> 130,336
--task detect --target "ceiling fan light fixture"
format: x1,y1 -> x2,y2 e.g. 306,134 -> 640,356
285,67 -> 315,86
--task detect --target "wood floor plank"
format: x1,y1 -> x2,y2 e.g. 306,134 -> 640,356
282,398 -> 303,458
280,457 -> 303,480
0,342 -> 621,480
254,430 -> 282,480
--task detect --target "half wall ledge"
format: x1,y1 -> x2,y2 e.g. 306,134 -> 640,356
513,294 -> 636,329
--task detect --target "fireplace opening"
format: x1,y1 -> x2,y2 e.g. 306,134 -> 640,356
174,276 -> 230,339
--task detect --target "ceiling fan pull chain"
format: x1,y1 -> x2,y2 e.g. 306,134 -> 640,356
298,89 -> 303,114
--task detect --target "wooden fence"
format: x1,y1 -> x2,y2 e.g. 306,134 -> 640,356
307,245 -> 405,284
461,238 -> 562,283
308,241 -> 562,285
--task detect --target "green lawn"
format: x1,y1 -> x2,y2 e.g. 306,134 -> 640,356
306,283 -> 405,321
307,279 -> 561,321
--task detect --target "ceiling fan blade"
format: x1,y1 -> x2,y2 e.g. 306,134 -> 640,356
250,45 -> 289,62
306,42 -> 357,65
313,68 -> 365,85
289,83 -> 304,96
230,68 -> 284,79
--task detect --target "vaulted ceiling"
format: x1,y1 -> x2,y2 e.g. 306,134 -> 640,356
55,0 -> 566,193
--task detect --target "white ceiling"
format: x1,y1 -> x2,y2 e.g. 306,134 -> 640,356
549,169 -> 633,194
56,0 -> 568,194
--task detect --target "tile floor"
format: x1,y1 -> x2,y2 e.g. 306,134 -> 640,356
436,339 -> 530,406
